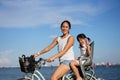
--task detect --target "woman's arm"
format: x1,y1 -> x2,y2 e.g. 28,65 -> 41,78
33,37 -> 58,57
47,36 -> 74,62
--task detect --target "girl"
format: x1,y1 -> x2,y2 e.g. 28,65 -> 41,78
70,33 -> 91,80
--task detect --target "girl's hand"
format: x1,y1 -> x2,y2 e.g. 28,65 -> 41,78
85,38 -> 90,46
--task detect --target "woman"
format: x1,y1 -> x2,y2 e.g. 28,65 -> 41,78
70,33 -> 91,80
33,20 -> 74,80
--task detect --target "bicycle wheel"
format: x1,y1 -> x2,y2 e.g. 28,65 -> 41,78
86,73 -> 96,80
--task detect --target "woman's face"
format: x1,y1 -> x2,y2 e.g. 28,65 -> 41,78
61,22 -> 70,35
78,38 -> 86,45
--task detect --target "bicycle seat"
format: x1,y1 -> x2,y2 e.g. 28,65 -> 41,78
79,41 -> 95,78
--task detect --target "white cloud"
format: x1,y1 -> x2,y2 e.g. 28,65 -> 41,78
0,0 -> 113,28
0,58 -> 10,65
0,50 -> 13,67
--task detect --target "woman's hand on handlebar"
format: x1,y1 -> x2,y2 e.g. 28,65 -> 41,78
32,53 -> 39,57
47,56 -> 55,62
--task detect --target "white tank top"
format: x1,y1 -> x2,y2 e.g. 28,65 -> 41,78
57,34 -> 74,62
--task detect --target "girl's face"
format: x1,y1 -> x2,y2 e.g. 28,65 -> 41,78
61,22 -> 70,35
78,38 -> 86,45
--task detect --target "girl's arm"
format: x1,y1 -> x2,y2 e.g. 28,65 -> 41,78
85,38 -> 91,56
86,44 -> 91,56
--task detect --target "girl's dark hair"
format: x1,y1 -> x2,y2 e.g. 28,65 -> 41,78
60,20 -> 71,29
77,33 -> 91,42
77,33 -> 91,47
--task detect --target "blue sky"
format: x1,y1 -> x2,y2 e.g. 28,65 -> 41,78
0,0 -> 120,67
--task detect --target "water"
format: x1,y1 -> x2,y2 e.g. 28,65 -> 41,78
0,66 -> 120,80
95,66 -> 120,80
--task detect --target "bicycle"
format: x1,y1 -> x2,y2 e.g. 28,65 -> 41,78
19,56 -> 96,80
18,42 -> 97,80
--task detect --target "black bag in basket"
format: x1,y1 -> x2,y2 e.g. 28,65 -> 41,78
19,55 -> 35,73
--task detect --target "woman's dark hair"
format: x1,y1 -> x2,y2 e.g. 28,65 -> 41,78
60,20 -> 71,29
77,33 -> 91,42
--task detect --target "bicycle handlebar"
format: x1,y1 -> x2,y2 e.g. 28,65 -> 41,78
35,58 -> 47,69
